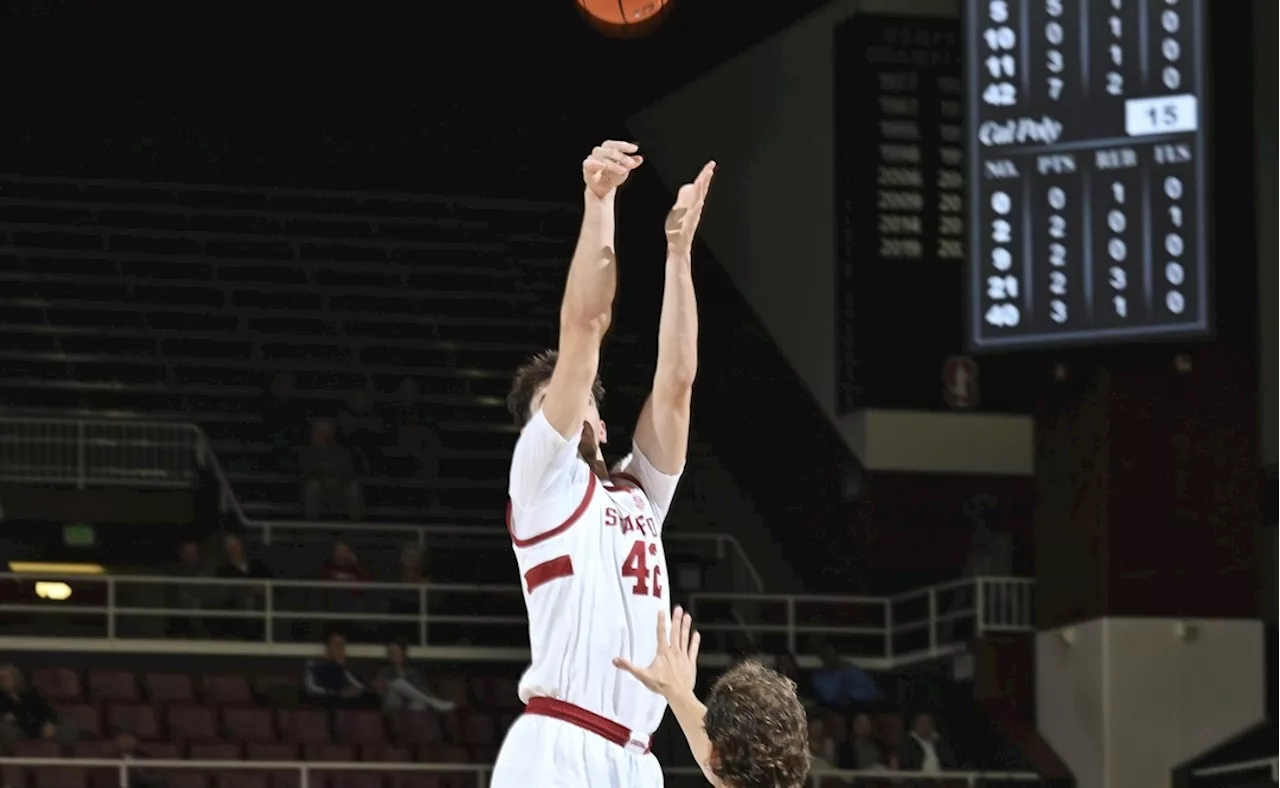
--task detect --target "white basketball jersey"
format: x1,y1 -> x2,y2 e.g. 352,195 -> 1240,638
506,411 -> 682,739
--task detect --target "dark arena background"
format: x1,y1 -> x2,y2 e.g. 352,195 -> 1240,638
0,0 -> 1274,786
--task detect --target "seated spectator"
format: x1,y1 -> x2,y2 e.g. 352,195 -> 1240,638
900,712 -> 956,772
167,541 -> 208,637
338,385 -> 386,476
812,643 -> 882,711
301,420 -> 364,521
321,541 -> 372,584
304,632 -> 367,704
807,714 -> 839,774
775,651 -> 814,708
112,727 -> 165,788
849,711 -> 883,769
321,541 -> 372,624
373,641 -> 455,713
214,533 -> 272,640
0,664 -> 68,744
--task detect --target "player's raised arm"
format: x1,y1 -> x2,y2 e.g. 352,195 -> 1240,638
631,162 -> 715,498
539,141 -> 642,439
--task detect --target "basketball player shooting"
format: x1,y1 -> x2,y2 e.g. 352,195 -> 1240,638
615,607 -> 811,788
488,141 -> 714,788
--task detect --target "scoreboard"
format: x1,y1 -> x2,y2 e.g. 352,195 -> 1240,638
966,0 -> 1212,350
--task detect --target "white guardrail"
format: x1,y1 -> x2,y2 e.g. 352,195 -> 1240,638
0,758 -> 1045,788
1191,756 -> 1279,783
0,571 -> 1033,668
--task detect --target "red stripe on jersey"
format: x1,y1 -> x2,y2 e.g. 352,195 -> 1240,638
523,555 -> 574,593
506,477 -> 595,548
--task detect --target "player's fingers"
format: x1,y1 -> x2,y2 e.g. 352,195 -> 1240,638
688,630 -> 702,664
592,146 -> 642,169
612,657 -> 642,678
602,140 -> 640,154
677,607 -> 693,652
655,608 -> 670,649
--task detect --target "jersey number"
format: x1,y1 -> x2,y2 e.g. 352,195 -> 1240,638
621,540 -> 662,598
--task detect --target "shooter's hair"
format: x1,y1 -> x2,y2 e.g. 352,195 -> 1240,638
703,660 -> 811,788
505,349 -> 605,425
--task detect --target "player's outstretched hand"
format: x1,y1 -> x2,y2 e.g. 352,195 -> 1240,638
583,140 -> 643,200
613,606 -> 701,697
664,161 -> 715,255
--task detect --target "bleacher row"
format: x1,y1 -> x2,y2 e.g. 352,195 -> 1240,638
0,174 -> 578,522
3,667 -> 519,788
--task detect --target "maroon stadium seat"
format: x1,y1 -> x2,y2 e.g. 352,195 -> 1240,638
146,674 -> 196,705
55,703 -> 102,739
432,677 -> 468,709
246,743 -> 301,788
89,670 -> 138,703
334,710 -> 385,745
202,675 -> 252,706
106,704 -> 159,740
164,773 -> 211,788
360,745 -> 410,762
458,712 -> 493,746
139,742 -> 181,759
223,707 -> 276,742
188,742 -> 242,761
218,774 -> 270,788
390,712 -> 442,745
277,709 -> 330,745
31,668 -> 83,702
304,743 -> 356,762
72,741 -> 115,758
166,705 -> 219,742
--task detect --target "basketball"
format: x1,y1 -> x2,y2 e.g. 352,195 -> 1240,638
576,0 -> 671,37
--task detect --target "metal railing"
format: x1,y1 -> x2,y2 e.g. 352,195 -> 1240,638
0,757 -> 1045,788
0,418 -> 200,489
0,572 -> 1032,666
688,576 -> 1035,669
1190,756 -> 1279,785
0,415 -> 765,595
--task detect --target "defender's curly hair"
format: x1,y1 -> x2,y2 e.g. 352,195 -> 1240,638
704,660 -> 811,788
506,349 -> 605,425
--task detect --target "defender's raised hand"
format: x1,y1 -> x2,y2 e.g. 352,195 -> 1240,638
664,161 -> 715,255
583,140 -> 643,200
613,606 -> 701,697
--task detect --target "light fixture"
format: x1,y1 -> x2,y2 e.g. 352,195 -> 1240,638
35,582 -> 72,601
8,562 -> 105,575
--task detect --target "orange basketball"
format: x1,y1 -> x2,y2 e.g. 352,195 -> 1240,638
576,0 -> 671,37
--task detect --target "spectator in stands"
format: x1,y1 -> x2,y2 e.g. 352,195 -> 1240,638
812,643 -> 883,712
338,384 -> 386,476
0,664 -> 67,744
111,727 -> 164,788
304,632 -> 368,705
264,372 -> 304,472
391,377 -> 441,493
301,420 -> 364,521
167,541 -> 208,637
373,640 -> 455,713
320,541 -> 371,625
807,714 -> 839,774
900,712 -> 956,772
849,711 -> 883,769
387,544 -> 426,643
214,533 -> 272,640
775,652 -> 814,708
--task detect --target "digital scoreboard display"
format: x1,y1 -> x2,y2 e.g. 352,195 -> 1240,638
965,0 -> 1212,350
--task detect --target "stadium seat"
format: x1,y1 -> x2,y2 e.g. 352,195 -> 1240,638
277,709 -> 330,745
31,668 -> 83,702
105,704 -> 159,740
147,674 -> 196,705
224,707 -> 277,742
166,705 -> 220,742
89,670 -> 138,704
203,675 -> 253,706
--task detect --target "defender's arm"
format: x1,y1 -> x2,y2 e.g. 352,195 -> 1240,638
667,689 -> 725,787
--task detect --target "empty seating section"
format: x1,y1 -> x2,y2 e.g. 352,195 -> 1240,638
3,665 -> 524,788
0,174 -> 577,521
